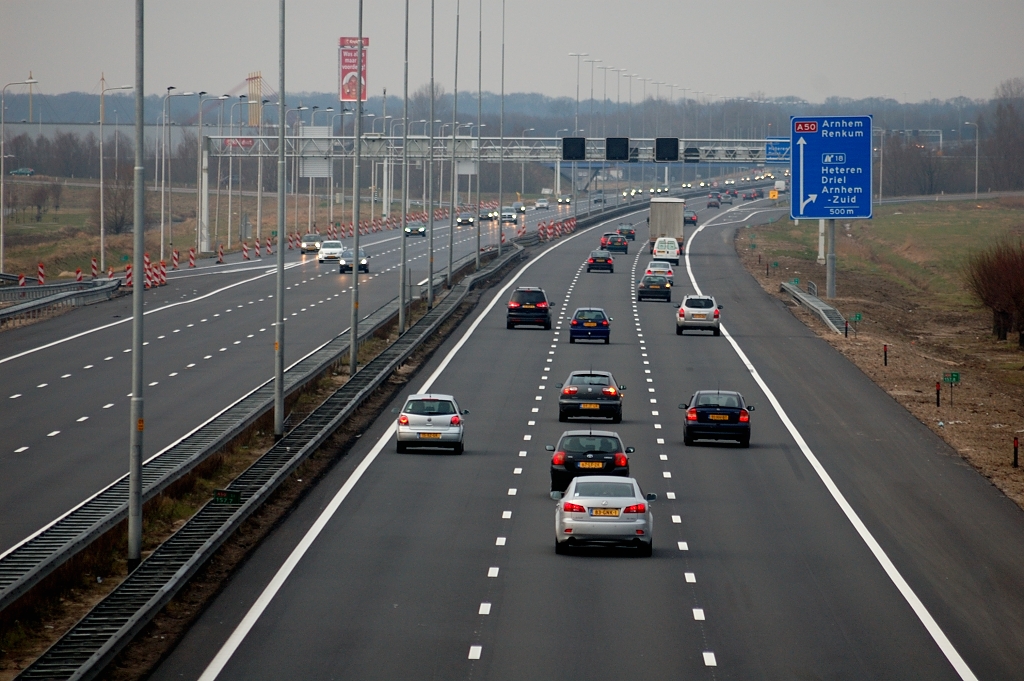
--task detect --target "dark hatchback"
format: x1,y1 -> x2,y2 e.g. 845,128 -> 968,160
637,274 -> 671,302
617,224 -> 636,241
548,430 -> 634,491
684,210 -> 699,225
506,287 -> 552,329
605,234 -> 629,253
556,370 -> 625,422
569,307 -> 611,344
679,390 -> 754,447
587,250 -> 614,273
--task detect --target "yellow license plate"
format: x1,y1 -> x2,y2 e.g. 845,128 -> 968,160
523,304 -> 535,308
591,508 -> 619,516
419,432 -> 443,439
578,461 -> 604,469
583,322 -> 597,327
649,285 -> 661,289
580,403 -> 600,409
693,314 -> 706,319
708,414 -> 729,421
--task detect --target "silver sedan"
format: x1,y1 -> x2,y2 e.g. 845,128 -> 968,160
394,394 -> 468,454
551,476 -> 655,556
675,295 -> 721,335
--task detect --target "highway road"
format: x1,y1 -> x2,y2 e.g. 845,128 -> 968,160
147,199 -> 1024,680
0,200 -> 597,554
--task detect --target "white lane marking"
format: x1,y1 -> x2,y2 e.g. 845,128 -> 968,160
688,207 -> 979,681
652,410 -> 659,416
0,263 -> 302,366
654,424 -> 662,429
672,515 -> 682,523
84,364 -> 94,369
693,608 -> 705,621
149,381 -> 159,387
103,403 -> 114,409
523,435 -> 531,441
531,407 -> 539,413
660,454 -> 668,460
519,450 -> 527,456
187,363 -> 196,368
9,394 -> 20,399
15,446 -> 29,453
535,395 -> 542,401
61,374 -> 71,379
77,417 -> 89,422
657,438 -> 665,444
169,372 -> 178,377
479,603 -> 492,615
703,652 -> 717,667
686,572 -> 696,583
468,645 -> 482,660
663,472 -> 672,478
678,541 -> 688,551
37,383 -> 48,388
666,492 -> 676,500
105,356 -> 113,361
508,488 -> 517,495
196,211 -> 636,681
527,421 -> 536,427
495,537 -> 507,546
47,431 -> 60,437
502,511 -> 512,519
513,468 -> 522,475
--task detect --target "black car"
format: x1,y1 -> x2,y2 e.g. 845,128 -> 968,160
587,250 -> 614,273
404,223 -> 427,236
506,287 -> 552,329
547,429 -> 634,491
605,234 -> 629,253
684,210 -> 698,226
637,274 -> 671,302
679,390 -> 754,447
753,188 -> 764,199
338,248 -> 369,273
742,192 -> 755,201
556,370 -> 626,422
616,224 -> 636,241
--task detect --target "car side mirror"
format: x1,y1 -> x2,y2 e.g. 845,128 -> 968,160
619,385 -> 626,391
646,493 -> 657,501
555,383 -> 563,389
747,405 -> 755,411
674,302 -> 681,308
678,403 -> 687,409
609,317 -> 614,321
461,409 -> 470,415
391,407 -> 399,414
718,304 -> 723,309
545,445 -> 555,451
625,447 -> 635,454
550,491 -> 563,500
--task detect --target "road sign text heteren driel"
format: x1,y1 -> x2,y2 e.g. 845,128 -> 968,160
790,115 -> 872,220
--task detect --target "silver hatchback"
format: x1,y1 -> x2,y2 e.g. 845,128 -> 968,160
395,394 -> 469,454
676,295 -> 722,335
551,476 -> 656,556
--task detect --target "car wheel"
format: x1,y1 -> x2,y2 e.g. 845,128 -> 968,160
739,435 -> 750,449
555,540 -> 568,555
397,441 -> 408,453
684,434 -> 694,446
676,326 -> 683,336
586,268 -> 591,273
558,411 -> 568,422
569,337 -> 576,344
318,259 -> 323,264
604,337 -> 610,345
713,328 -> 721,337
610,268 -> 614,274
612,412 -> 622,424
453,442 -> 464,455
638,540 -> 653,558
544,321 -> 552,330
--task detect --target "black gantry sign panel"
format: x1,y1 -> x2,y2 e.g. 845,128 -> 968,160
683,146 -> 700,164
655,137 -> 679,162
562,137 -> 586,161
605,137 -> 630,161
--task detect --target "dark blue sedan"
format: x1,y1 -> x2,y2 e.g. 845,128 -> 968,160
569,307 -> 611,344
679,390 -> 754,447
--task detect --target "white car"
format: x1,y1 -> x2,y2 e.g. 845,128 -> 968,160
317,240 -> 344,264
643,260 -> 674,285
500,209 -> 517,223
535,198 -> 550,209
676,295 -> 721,336
395,394 -> 468,454
652,237 -> 681,265
551,476 -> 656,556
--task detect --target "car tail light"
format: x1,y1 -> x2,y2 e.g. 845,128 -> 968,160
536,301 -> 548,309
678,309 -> 686,318
623,503 -> 646,514
739,409 -> 750,423
552,451 -> 567,465
602,386 -> 618,396
601,320 -> 609,326
607,258 -> 614,264
686,408 -> 698,422
588,258 -> 595,264
562,386 -> 578,395
450,415 -> 461,426
635,529 -> 646,535
714,308 -> 720,319
571,319 -> 578,326
507,301 -> 521,309
398,415 -> 409,425
563,502 -> 585,512
646,269 -> 652,275
613,452 -> 628,467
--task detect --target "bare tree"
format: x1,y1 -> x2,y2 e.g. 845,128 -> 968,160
48,181 -> 63,212
30,185 -> 49,222
92,162 -> 135,234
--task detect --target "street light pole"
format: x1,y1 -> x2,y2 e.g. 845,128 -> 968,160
400,0 -> 410,331
475,0 -> 483,272
274,0 -> 287,438
427,0 -> 436,304
520,127 -> 534,195
568,53 -> 588,136
227,95 -> 247,248
349,0 -> 365,377
965,121 -> 979,199
447,0 -> 461,289
497,0 -> 505,256
585,58 -> 600,139
99,81 -> 132,273
1,77 -> 39,274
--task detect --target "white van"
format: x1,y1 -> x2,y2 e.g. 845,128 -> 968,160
653,237 -> 681,265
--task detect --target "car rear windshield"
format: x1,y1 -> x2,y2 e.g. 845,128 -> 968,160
685,298 -> 714,308
569,374 -> 611,386
574,481 -> 635,498
301,235 -> 321,242
558,436 -> 622,454
642,276 -> 667,285
590,251 -> 609,258
511,290 -> 546,304
696,394 -> 740,408
574,310 -> 606,321
322,241 -> 342,249
655,239 -> 676,248
404,399 -> 456,415
648,262 -> 670,270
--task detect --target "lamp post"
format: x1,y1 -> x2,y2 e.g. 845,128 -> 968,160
598,65 -> 613,137
274,0 -> 287,440
162,89 -> 195,257
497,0 -> 505,256
308,106 -> 333,233
568,53 -> 588,136
256,98 -> 270,243
196,93 -> 229,252
331,109 -> 352,227
349,0 -> 366,378
1,77 -> 39,274
227,95 -> 247,247
475,0 -> 482,271
585,58 -> 600,139
965,121 -> 979,199
99,81 -> 132,272
520,127 -> 534,195
287,105 -> 308,236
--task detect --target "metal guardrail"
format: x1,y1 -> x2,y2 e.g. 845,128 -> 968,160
0,279 -> 105,302
16,244 -> 527,680
0,280 -> 122,326
779,281 -> 845,334
0,272 -> 39,287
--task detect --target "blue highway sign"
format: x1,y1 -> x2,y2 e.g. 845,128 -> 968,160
765,137 -> 790,164
790,116 -> 872,220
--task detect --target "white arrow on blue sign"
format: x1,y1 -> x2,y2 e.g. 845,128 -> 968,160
790,115 -> 873,220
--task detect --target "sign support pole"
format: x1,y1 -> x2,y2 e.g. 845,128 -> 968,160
826,218 -> 836,299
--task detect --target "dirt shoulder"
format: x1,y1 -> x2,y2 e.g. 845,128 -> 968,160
733,197 -> 1024,510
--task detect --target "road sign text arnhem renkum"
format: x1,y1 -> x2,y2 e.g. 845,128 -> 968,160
790,115 -> 872,221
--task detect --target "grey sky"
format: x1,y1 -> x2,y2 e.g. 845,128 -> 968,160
2,0 -> 1022,103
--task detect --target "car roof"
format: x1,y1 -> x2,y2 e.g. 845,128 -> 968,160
647,261 -> 672,267
566,370 -> 614,378
561,429 -> 621,438
572,307 -> 606,312
693,390 -> 741,398
590,249 -> 611,255
405,393 -> 457,401
568,475 -> 639,488
514,286 -> 544,292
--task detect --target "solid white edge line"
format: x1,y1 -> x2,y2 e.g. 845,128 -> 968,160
686,209 -> 978,681
197,208 -> 636,680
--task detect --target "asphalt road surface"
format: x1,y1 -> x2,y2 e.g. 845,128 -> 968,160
149,200 -> 1024,680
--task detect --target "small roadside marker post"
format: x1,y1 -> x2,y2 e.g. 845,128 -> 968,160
942,372 -> 960,406
883,344 -> 888,366
1014,437 -> 1019,468
844,320 -> 849,338
936,382 -> 941,408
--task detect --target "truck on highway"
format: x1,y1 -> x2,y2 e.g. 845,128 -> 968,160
647,197 -> 687,255
774,179 -> 788,194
